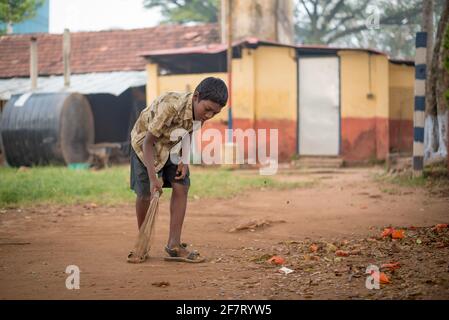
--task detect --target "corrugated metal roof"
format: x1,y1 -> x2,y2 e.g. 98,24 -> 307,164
142,43 -> 228,56
139,38 -> 262,57
389,58 -> 414,66
0,71 -> 146,100
140,37 -> 390,58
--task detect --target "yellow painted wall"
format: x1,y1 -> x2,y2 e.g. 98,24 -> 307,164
338,50 -> 390,119
253,46 -> 297,121
229,48 -> 256,121
143,45 -> 413,161
147,48 -> 401,128
373,54 -> 390,119
388,63 -> 414,121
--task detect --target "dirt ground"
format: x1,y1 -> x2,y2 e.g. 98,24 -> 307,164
1,167 -> 448,300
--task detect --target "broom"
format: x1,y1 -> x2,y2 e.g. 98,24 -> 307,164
133,190 -> 161,260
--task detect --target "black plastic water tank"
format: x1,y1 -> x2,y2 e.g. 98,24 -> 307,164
0,92 -> 94,166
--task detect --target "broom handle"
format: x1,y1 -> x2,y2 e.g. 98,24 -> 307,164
134,190 -> 160,253
146,191 -> 160,219
136,191 -> 160,235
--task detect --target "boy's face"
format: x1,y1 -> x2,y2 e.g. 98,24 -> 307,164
192,93 -> 223,124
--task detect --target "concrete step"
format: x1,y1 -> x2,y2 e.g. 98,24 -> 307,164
292,156 -> 344,169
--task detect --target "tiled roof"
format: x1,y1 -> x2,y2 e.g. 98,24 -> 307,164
0,23 -> 220,78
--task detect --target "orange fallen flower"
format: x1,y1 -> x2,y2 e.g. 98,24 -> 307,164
335,250 -> 349,257
391,229 -> 405,239
381,262 -> 401,270
369,270 -> 391,284
309,244 -> 319,253
267,256 -> 285,265
434,224 -> 448,232
381,227 -> 394,238
379,272 -> 390,284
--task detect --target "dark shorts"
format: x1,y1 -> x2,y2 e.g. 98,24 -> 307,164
130,148 -> 190,197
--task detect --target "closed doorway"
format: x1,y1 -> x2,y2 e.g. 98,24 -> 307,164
298,56 -> 340,156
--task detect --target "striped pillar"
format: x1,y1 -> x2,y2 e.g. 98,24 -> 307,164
413,32 -> 427,176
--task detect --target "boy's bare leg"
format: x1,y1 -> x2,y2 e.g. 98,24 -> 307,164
136,195 -> 151,230
167,183 -> 189,253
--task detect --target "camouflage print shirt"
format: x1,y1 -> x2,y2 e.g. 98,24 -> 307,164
130,92 -> 194,173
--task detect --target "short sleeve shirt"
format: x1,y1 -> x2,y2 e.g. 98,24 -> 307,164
130,92 -> 194,173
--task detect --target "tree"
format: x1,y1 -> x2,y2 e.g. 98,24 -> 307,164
294,0 -> 445,59
424,0 -> 437,155
143,0 -> 219,24
425,0 -> 449,163
142,0 -> 444,59
0,0 -> 44,34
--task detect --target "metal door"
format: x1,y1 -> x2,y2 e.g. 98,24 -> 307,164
298,57 -> 340,155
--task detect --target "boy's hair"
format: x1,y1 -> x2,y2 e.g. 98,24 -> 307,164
194,77 -> 228,107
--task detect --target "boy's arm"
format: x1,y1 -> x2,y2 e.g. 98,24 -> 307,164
142,97 -> 177,194
143,132 -> 163,195
174,131 -> 191,180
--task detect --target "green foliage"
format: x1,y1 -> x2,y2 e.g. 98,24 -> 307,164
0,0 -> 44,25
143,0 -> 219,24
445,90 -> 449,107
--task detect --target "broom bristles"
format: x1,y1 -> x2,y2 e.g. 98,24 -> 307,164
134,191 -> 160,258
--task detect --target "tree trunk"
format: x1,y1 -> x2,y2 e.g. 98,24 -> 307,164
436,21 -> 449,161
436,22 -> 449,113
425,0 -> 449,164
423,0 -> 434,72
221,0 -> 294,44
6,21 -> 13,34
423,0 -> 438,160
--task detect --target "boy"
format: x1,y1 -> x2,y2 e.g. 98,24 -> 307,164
127,77 -> 228,263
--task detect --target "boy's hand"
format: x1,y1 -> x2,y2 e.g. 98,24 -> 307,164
175,162 -> 188,180
150,176 -> 163,195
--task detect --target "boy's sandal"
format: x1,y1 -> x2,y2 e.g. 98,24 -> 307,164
164,245 -> 206,263
126,250 -> 147,264
164,243 -> 189,257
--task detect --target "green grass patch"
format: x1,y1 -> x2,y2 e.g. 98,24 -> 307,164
187,169 -> 313,200
374,163 -> 449,192
0,166 -> 134,208
379,187 -> 403,195
0,165 -> 308,208
374,171 -> 427,189
385,175 -> 427,188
